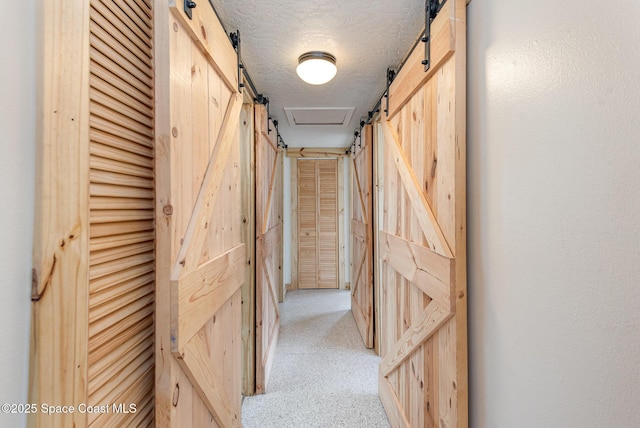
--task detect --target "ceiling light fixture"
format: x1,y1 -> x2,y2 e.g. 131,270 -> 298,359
296,51 -> 337,85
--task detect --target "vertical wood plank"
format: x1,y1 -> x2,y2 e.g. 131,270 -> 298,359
290,158 -> 299,290
240,103 -> 256,396
338,157 -> 346,289
29,0 -> 91,426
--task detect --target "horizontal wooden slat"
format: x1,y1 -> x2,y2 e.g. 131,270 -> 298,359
90,241 -> 154,266
90,209 -> 154,224
90,142 -> 153,168
90,82 -> 153,127
90,262 -> 153,297
90,127 -> 153,155
90,169 -> 153,189
115,0 -> 152,32
88,314 -> 153,365
173,244 -> 245,351
379,230 -> 453,309
89,342 -> 153,397
93,0 -> 152,42
89,250 -> 154,280
91,0 -> 152,54
387,0 -> 455,119
89,271 -> 154,309
88,365 -> 154,426
91,102 -> 153,139
89,293 -> 154,339
287,147 -> 348,158
89,323 -> 153,381
90,183 -> 154,200
90,220 -> 154,238
90,8 -> 152,68
88,346 -> 153,405
379,301 -> 451,377
89,230 -> 154,251
90,52 -> 153,103
128,0 -> 152,20
89,308 -> 154,367
90,197 -> 154,211
89,277 -> 153,323
89,26 -> 152,81
89,39 -> 151,95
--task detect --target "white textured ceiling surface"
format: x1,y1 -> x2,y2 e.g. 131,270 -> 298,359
210,0 -> 425,148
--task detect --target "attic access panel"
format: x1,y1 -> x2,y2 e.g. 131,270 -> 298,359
284,107 -> 355,126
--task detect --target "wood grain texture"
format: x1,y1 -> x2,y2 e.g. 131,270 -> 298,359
379,231 -> 454,310
386,0 -> 455,119
29,1 -> 91,426
297,159 -> 339,289
378,1 -> 467,426
383,122 -> 452,258
169,0 -> 238,92
173,245 -> 245,350
255,105 -> 283,394
156,5 -> 243,427
350,125 -> 374,348
240,103 -> 257,396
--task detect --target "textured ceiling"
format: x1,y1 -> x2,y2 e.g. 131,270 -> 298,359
210,0 -> 425,148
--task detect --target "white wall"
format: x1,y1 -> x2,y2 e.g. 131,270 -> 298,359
0,0 -> 36,426
467,1 -> 640,427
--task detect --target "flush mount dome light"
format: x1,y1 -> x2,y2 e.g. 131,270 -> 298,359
296,51 -> 337,85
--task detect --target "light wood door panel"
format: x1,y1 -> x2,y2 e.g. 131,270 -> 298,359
351,125 -> 374,348
377,1 -> 467,427
155,3 -> 244,427
255,104 -> 283,394
297,159 -> 339,289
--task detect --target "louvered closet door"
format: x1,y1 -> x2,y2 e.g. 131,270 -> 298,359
88,0 -> 155,426
297,159 -> 339,289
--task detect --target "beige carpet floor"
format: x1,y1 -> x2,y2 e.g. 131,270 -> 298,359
242,289 -> 390,428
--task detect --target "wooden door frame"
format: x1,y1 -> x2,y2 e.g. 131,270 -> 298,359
29,2 -> 91,426
240,96 -> 256,396
287,151 -> 348,291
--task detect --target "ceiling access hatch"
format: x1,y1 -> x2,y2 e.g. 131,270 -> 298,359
284,107 -> 355,126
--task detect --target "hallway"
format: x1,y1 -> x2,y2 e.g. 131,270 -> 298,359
242,290 -> 389,428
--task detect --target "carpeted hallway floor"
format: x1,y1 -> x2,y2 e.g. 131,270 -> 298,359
242,289 -> 390,428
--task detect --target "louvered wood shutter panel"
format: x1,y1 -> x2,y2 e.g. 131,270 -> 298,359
88,0 -> 155,425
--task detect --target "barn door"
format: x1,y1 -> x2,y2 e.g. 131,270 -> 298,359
351,125 -> 374,348
155,4 -> 244,427
254,104 -> 283,393
378,0 -> 467,427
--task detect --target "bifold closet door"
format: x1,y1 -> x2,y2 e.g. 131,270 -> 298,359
297,159 -> 339,289
30,1 -> 156,426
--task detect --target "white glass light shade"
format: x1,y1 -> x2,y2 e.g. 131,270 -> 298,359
296,52 -> 337,85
